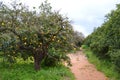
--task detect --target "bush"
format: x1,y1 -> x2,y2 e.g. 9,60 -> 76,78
83,4 -> 120,72
42,47 -> 71,67
81,45 -> 88,49
109,49 -> 120,72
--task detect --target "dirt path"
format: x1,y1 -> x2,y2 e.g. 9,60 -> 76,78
67,51 -> 108,80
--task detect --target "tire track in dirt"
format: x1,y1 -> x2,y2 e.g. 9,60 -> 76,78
67,51 -> 109,80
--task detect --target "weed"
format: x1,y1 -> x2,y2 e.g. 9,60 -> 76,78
0,57 -> 75,80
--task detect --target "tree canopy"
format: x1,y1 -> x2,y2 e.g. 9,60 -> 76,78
84,4 -> 120,71
0,0 -> 81,71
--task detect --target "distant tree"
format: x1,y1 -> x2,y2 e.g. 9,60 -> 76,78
72,31 -> 84,47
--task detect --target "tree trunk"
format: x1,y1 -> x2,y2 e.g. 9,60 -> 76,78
34,53 -> 41,71
33,45 -> 48,71
33,50 -> 47,71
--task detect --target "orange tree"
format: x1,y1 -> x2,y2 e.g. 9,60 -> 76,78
84,4 -> 120,71
0,1 -> 74,71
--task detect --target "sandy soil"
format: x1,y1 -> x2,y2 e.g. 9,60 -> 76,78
67,51 -> 109,80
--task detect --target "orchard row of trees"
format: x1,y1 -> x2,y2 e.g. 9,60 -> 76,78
0,1 -> 84,71
84,4 -> 120,71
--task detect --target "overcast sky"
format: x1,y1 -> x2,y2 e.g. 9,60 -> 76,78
2,0 -> 120,36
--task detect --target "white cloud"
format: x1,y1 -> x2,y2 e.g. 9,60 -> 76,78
2,0 -> 120,36
49,0 -> 119,36
72,24 -> 89,37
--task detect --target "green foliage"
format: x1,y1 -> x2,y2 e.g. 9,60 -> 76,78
0,57 -> 75,80
43,47 -> 71,66
72,31 -> 85,47
84,4 -> 120,71
108,49 -> 120,71
81,45 -> 88,49
0,0 -> 76,70
83,48 -> 120,80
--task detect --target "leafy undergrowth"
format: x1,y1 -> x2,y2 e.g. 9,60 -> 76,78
0,57 -> 75,80
82,48 -> 120,80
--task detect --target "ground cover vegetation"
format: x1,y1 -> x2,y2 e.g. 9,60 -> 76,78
82,46 -> 120,80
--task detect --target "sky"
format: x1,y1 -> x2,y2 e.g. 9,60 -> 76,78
2,0 -> 120,37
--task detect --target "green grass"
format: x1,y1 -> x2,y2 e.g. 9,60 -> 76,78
83,48 -> 120,80
0,57 -> 75,80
